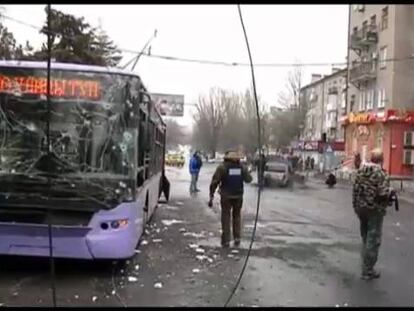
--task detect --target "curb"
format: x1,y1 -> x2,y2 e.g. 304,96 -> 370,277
310,175 -> 414,206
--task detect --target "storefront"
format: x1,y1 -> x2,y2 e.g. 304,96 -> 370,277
292,140 -> 345,171
341,109 -> 414,177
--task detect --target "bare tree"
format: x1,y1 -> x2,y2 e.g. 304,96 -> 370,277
270,64 -> 306,149
192,87 -> 226,157
164,118 -> 188,150
241,89 -> 268,155
220,91 -> 245,152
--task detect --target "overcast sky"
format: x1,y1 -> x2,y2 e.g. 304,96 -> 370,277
1,4 -> 348,127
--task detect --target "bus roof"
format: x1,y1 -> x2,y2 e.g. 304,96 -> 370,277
0,60 -> 141,78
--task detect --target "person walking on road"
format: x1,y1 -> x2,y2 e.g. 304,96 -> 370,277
354,152 -> 362,170
310,157 -> 315,170
208,150 -> 252,248
189,151 -> 202,193
352,148 -> 391,280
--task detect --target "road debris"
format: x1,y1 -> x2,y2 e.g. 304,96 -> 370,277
183,232 -> 205,238
128,276 -> 138,282
161,219 -> 184,226
154,282 -> 163,289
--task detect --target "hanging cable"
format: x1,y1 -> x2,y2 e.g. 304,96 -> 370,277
45,3 -> 57,308
224,4 -> 262,307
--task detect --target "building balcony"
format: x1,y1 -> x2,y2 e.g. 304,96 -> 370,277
350,24 -> 378,50
349,61 -> 377,83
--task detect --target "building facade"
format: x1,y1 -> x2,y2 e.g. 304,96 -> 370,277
299,68 -> 347,170
342,4 -> 414,177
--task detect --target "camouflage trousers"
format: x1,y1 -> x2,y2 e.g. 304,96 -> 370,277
220,196 -> 243,245
358,212 -> 384,274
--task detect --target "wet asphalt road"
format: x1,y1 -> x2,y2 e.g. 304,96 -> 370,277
1,163 -> 414,307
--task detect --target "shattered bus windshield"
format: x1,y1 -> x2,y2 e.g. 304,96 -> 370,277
0,66 -> 141,207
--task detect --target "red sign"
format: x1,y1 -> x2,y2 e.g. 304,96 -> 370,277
0,75 -> 101,100
386,109 -> 414,123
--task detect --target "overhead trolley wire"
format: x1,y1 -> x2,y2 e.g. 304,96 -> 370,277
3,13 -> 414,69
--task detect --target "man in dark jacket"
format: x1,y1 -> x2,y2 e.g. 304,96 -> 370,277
208,150 -> 253,247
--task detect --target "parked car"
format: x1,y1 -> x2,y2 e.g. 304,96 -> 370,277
263,160 -> 291,187
165,153 -> 185,167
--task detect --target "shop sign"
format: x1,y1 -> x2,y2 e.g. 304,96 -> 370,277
348,112 -> 376,124
386,109 -> 414,123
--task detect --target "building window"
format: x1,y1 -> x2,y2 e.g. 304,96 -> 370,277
370,15 -> 376,26
362,21 -> 368,36
380,46 -> 387,69
359,91 -> 366,111
381,6 -> 388,30
341,93 -> 346,109
350,94 -> 356,111
366,90 -> 374,110
378,88 -> 386,108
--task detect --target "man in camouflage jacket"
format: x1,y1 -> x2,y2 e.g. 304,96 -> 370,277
352,148 -> 390,280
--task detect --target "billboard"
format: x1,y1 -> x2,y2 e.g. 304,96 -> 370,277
150,93 -> 184,117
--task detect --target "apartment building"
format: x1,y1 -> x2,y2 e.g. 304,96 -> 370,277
298,68 -> 347,169
342,4 -> 414,176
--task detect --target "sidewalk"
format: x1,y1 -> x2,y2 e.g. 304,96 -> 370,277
309,172 -> 414,206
